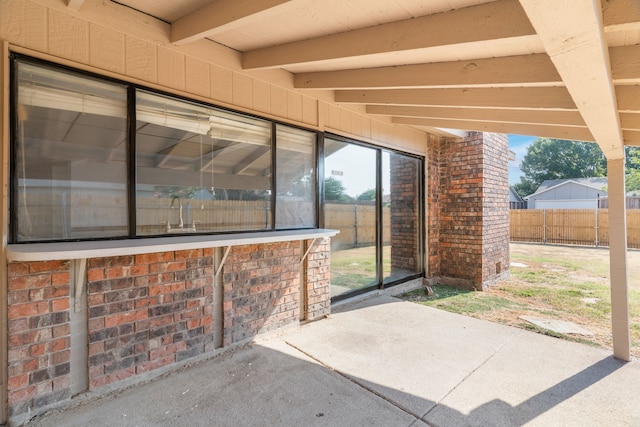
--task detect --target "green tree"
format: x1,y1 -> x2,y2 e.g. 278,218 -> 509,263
626,146 -> 640,195
324,177 -> 352,202
356,188 -> 376,201
513,138 -> 607,197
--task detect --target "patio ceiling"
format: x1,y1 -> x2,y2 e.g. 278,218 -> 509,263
105,0 -> 640,160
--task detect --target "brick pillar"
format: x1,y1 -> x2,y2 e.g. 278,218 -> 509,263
427,132 -> 510,290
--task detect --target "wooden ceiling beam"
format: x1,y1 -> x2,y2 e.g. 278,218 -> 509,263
294,45 -> 640,89
392,116 -> 594,142
520,0 -> 624,159
336,87 -> 577,110
243,0 -> 534,70
171,0 -> 292,45
366,105 -> 586,127
294,54 -> 560,89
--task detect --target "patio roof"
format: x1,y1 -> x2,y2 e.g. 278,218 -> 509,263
50,0 -> 637,363
103,0 -> 640,161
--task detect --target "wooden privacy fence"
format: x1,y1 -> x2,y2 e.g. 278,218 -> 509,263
324,203 -> 391,248
510,209 -> 640,249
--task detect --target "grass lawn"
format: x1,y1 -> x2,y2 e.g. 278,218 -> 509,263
330,245 -> 392,290
399,243 -> 640,358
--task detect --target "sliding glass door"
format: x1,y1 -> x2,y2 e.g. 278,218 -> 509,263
324,139 -> 378,298
324,136 -> 424,300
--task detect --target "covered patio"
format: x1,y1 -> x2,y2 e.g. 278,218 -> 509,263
93,0 -> 638,360
22,295 -> 640,426
1,0 -> 639,424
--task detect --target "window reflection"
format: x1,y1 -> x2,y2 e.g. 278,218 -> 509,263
135,91 -> 272,234
276,125 -> 316,229
324,139 -> 378,297
14,61 -> 128,241
383,151 -> 422,283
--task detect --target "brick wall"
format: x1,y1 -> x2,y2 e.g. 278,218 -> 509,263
5,238 -> 332,424
222,242 -> 301,346
481,132 -> 510,285
6,261 -> 72,420
86,249 -> 215,390
305,238 -> 331,320
427,132 -> 510,289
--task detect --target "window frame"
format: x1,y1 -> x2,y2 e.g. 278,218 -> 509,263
321,133 -> 426,301
9,54 -> 320,243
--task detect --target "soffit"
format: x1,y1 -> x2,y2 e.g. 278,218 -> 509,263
108,0 -> 640,159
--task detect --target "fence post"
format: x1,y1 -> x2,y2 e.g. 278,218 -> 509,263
543,209 -> 547,244
354,204 -> 358,247
595,207 -> 599,247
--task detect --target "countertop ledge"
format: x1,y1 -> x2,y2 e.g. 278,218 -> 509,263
7,229 -> 339,262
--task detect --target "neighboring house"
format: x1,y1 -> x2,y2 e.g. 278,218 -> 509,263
525,178 -> 607,209
509,186 -> 526,209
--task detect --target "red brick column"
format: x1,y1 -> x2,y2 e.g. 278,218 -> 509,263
427,132 -> 510,289
6,261 -> 72,420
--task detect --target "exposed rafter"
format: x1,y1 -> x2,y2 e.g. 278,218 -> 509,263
294,54 -> 560,89
242,0 -> 535,70
171,0 -> 292,45
520,0 -> 624,159
336,87 -> 577,110
392,116 -> 594,142
367,105 -> 586,127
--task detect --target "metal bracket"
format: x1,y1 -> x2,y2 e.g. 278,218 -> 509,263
299,238 -> 317,265
215,246 -> 232,278
74,258 -> 87,313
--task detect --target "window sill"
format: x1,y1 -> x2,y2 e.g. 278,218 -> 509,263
7,229 -> 339,262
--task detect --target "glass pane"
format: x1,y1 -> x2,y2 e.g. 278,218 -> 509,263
276,125 -> 316,229
383,151 -> 422,282
14,61 -> 128,241
324,138 -> 377,297
135,91 -> 272,235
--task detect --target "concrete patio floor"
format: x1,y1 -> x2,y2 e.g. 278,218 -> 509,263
25,295 -> 640,427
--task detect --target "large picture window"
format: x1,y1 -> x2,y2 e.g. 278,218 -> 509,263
10,57 -> 318,242
13,60 -> 129,242
276,125 -> 317,229
135,91 -> 273,234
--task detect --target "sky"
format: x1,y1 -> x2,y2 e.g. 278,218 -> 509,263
508,134 -> 536,185
324,134 -> 537,196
